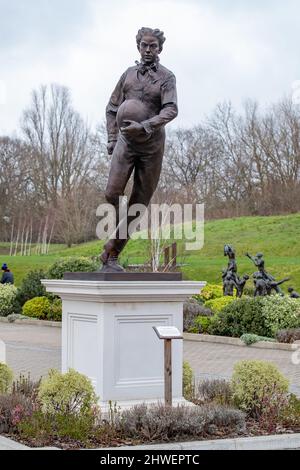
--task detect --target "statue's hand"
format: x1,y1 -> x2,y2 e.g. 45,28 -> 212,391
120,120 -> 145,138
107,141 -> 116,155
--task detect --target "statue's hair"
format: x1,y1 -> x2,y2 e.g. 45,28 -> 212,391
136,27 -> 166,51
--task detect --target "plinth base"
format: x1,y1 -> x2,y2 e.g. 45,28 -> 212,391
42,277 -> 205,407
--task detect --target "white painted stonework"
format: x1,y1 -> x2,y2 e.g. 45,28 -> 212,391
42,280 -> 205,409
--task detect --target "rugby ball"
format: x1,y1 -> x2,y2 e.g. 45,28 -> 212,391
116,99 -> 151,143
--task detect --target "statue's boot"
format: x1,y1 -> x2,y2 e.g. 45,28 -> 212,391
99,250 -> 124,273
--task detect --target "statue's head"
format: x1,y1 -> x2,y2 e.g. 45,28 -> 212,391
224,244 -> 234,256
288,287 -> 294,293
136,27 -> 166,63
256,252 -> 263,258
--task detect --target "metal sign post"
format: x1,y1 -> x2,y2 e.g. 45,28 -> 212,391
153,326 -> 183,407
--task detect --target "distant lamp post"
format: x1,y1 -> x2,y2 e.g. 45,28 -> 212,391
153,326 -> 183,407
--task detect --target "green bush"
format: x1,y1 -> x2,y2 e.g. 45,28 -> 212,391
0,363 -> 14,394
15,270 -> 47,308
47,257 -> 98,280
183,361 -> 194,399
260,295 -> 300,336
198,284 -> 223,302
47,298 -> 62,322
38,369 -> 97,416
22,297 -> 51,319
205,296 -> 235,314
231,360 -> 289,418
240,334 -> 275,345
183,299 -> 212,332
188,316 -> 212,334
18,410 -> 95,443
0,284 -> 18,317
196,379 -> 233,405
208,296 -> 294,338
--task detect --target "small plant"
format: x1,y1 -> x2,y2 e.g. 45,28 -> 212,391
47,257 -> 98,280
182,361 -> 194,399
22,296 -> 51,319
0,363 -> 14,394
231,360 -> 289,419
115,403 -> 245,441
205,296 -> 235,314
196,379 -> 233,405
47,298 -> 62,322
188,316 -> 212,334
37,369 -> 97,416
240,334 -> 275,345
276,328 -> 300,344
183,298 -> 212,332
280,394 -> 300,428
198,284 -> 223,302
0,284 -> 18,317
15,270 -> 47,308
0,393 -> 34,433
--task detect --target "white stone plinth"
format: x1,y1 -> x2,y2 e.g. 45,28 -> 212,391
42,279 -> 205,409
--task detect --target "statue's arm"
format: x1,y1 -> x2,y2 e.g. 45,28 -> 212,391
141,74 -> 178,135
106,72 -> 126,143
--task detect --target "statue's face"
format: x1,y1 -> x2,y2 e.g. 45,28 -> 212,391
138,34 -> 160,63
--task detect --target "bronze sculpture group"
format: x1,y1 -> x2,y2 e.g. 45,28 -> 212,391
222,245 -> 298,298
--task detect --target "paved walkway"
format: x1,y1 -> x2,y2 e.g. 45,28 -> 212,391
1,323 -> 299,395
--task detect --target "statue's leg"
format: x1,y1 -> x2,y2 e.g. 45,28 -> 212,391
100,139 -> 135,269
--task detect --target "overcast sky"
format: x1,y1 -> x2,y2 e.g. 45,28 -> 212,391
1,0 -> 300,135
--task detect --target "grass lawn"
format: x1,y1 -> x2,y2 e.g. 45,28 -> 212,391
1,213 -> 300,289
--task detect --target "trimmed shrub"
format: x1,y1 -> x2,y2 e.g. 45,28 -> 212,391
0,284 -> 18,317
231,360 -> 289,419
196,379 -> 233,405
116,403 -> 246,441
22,297 -> 51,320
240,334 -> 275,346
205,296 -> 235,315
183,298 -> 212,332
0,363 -> 14,394
198,284 -> 223,302
0,393 -> 34,433
38,369 -> 97,416
183,361 -> 194,399
188,316 -> 212,334
276,328 -> 300,344
47,257 -> 98,280
15,270 -> 47,308
47,298 -> 62,322
261,295 -> 300,336
208,296 -> 300,338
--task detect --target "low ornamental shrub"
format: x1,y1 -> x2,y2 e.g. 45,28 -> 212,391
0,393 -> 34,434
183,361 -> 194,399
15,270 -> 47,308
280,394 -> 300,427
196,379 -> 233,406
231,360 -> 289,420
204,296 -> 235,315
188,316 -> 212,334
183,298 -> 212,332
208,296 -> 300,338
276,328 -> 300,344
0,363 -> 14,394
47,257 -> 98,280
22,297 -> 51,320
0,284 -> 18,317
115,403 -> 246,441
197,284 -> 223,302
240,334 -> 275,346
37,369 -> 97,416
47,298 -> 62,322
261,295 -> 300,336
